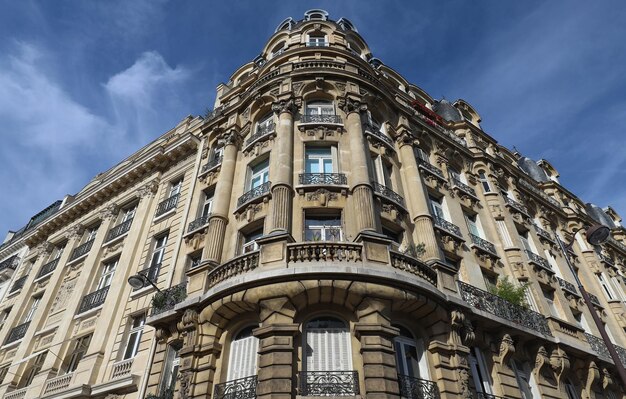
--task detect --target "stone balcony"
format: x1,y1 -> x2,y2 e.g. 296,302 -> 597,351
42,373 -> 73,396
0,254 -> 19,279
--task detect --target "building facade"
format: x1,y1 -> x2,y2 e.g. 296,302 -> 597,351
0,9 -> 625,399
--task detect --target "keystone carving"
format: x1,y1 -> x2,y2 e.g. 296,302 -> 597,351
550,347 -> 570,387
533,346 -> 550,380
497,334 -> 515,366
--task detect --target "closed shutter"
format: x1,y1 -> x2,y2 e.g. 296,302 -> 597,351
306,327 -> 351,371
227,335 -> 259,381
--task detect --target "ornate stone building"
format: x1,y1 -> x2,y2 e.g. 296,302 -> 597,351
0,9 -> 626,399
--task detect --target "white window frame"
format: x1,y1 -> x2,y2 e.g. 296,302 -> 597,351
429,196 -> 448,221
305,215 -> 343,242
242,229 -> 263,254
305,146 -> 336,174
305,100 -> 334,116
511,360 -> 541,399
146,234 -> 168,281
542,289 -> 560,318
256,113 -> 274,134
227,326 -> 259,381
597,272 -> 617,301
478,171 -> 492,193
201,191 -> 214,218
121,205 -> 137,223
96,259 -> 118,290
248,159 -> 270,190
85,226 -> 98,243
414,148 -> 429,164
123,314 -> 146,360
465,213 -> 483,238
306,34 -> 328,47
394,328 -> 429,380
24,296 -> 41,323
169,179 -> 183,198
160,345 -> 180,395
65,334 -> 91,374
372,155 -> 393,187
304,317 -> 352,372
469,347 -> 493,395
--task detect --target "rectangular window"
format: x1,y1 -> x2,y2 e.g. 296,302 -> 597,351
478,171 -> 491,193
249,159 -> 270,189
305,100 -> 334,116
64,335 -> 91,374
160,345 -> 180,395
96,259 -> 118,290
598,273 -> 616,301
465,213 -> 482,238
169,179 -> 183,198
85,226 -> 99,243
201,190 -> 214,217
189,253 -> 202,270
123,314 -> 146,360
564,380 -> 580,399
306,35 -> 328,47
414,148 -> 429,164
372,155 -> 393,187
146,234 -> 168,281
0,308 -> 11,326
519,231 -> 534,252
382,227 -> 402,244
242,228 -> 263,254
256,113 -> 274,134
305,215 -> 343,242
542,289 -> 559,318
24,296 -> 41,323
484,275 -> 497,293
121,205 -> 137,223
305,147 -> 335,174
20,351 -> 46,388
51,243 -> 65,261
429,196 -> 446,221
0,365 -> 8,384
468,347 -> 492,395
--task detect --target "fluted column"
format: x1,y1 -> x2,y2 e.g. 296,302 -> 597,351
268,98 -> 297,233
343,98 -> 376,234
202,130 -> 240,264
397,133 -> 440,262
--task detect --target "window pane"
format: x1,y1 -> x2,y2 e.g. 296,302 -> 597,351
323,159 -> 333,173
306,159 -> 319,173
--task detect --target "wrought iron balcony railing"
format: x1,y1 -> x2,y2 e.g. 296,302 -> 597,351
155,194 -> 180,217
398,374 -> 440,399
151,283 -> 187,316
201,156 -> 223,174
0,255 -> 19,273
78,286 -> 110,314
469,234 -> 497,255
585,333 -> 611,359
5,321 -> 30,344
524,250 -> 552,271
598,253 -> 614,266
433,216 -> 462,237
300,114 -> 343,124
9,276 -> 27,294
299,173 -> 347,186
106,218 -> 133,242
533,224 -> 554,242
417,159 -> 445,180
458,281 -> 552,336
237,181 -> 271,207
518,179 -> 561,208
474,393 -> 507,399
371,181 -> 405,207
69,239 -> 95,262
245,121 -> 276,148
363,123 -> 394,147
451,178 -> 477,198
300,371 -> 359,396
37,258 -> 60,279
188,214 -> 211,233
557,277 -> 578,296
504,197 -> 529,215
214,375 -> 258,399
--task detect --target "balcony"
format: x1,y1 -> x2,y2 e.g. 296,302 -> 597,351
473,394 -> 507,399
288,242 -> 362,263
469,234 -> 497,255
398,374 -> 440,399
207,251 -> 259,289
155,194 -> 180,217
433,216 -> 462,237
300,114 -> 343,125
201,156 -> 223,175
245,121 -> 276,149
214,375 -> 258,399
111,358 -> 134,379
5,321 -> 30,344
151,283 -> 187,316
557,277 -> 578,296
371,182 -> 406,208
363,123 -> 394,149
106,218 -> 133,242
237,181 -> 271,208
458,281 -> 552,336
8,275 -> 27,294
4,387 -> 28,399
450,178 -> 477,198
78,286 -> 109,314
524,250 -> 552,272
187,214 -> 211,234
504,197 -> 529,216
37,258 -> 60,279
533,224 -> 554,242
300,371 -> 359,396
585,333 -> 611,359
390,251 -> 437,286
598,253 -> 614,266
417,159 -> 445,181
518,179 -> 561,208
69,239 -> 95,262
43,373 -> 73,395
299,173 -> 347,186
0,254 -> 19,278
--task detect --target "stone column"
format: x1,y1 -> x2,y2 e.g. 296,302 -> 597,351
342,97 -> 376,235
268,98 -> 297,233
397,132 -> 440,262
203,130 -> 240,264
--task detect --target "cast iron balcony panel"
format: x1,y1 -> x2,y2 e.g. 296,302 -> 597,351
0,254 -> 19,273
188,214 -> 211,233
585,333 -> 611,359
533,224 -> 554,242
9,276 -> 27,294
371,181 -> 405,207
300,371 -> 360,396
397,374 -> 441,399
469,234 -> 497,255
300,114 -> 343,124
614,345 -> 626,368
201,156 -> 223,174
363,123 -> 394,148
458,281 -> 552,336
214,375 -> 258,399
504,197 -> 529,215
106,218 -> 133,242
557,277 -> 578,296
417,159 -> 445,180
78,286 -> 110,314
37,258 -> 60,279
245,121 -> 276,148
451,178 -> 477,198
299,173 -> 347,186
5,321 -> 30,344
155,194 -> 180,217
525,250 -> 552,271
151,283 -> 187,316
598,253 -> 614,266
237,181 -> 271,208
433,216 -> 462,237
69,239 -> 95,262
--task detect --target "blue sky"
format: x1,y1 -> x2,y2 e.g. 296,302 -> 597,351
1,1 -> 625,236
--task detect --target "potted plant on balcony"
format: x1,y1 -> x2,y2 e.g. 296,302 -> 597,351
488,276 -> 530,308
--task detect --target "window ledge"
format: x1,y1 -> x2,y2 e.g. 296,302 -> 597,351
1,339 -> 22,350
74,305 -> 104,320
129,285 -> 156,300
153,208 -> 176,223
66,253 -> 88,266
102,232 -> 128,248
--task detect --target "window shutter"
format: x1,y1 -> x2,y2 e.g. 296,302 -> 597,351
306,327 -> 351,371
228,335 -> 258,381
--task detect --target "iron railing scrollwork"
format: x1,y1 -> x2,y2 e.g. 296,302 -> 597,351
237,182 -> 271,207
245,121 -> 276,148
9,276 -> 27,294
557,277 -> 578,296
519,179 -> 561,208
363,123 -> 394,147
155,194 -> 180,217
469,234 -> 497,255
504,197 -> 529,215
188,214 -> 211,233
299,173 -> 347,186
201,156 -> 223,174
69,239 -> 95,261
371,181 -> 405,207
78,286 -> 110,313
37,258 -> 60,279
5,321 -> 30,344
417,159 -> 445,180
397,374 -> 440,399
524,250 -> 552,271
213,375 -> 258,399
151,283 -> 187,316
458,281 -> 552,336
300,114 -> 343,124
585,333 -> 611,359
0,255 -> 19,273
300,371 -> 359,396
451,178 -> 477,198
533,224 -> 554,242
433,216 -> 462,237
106,218 -> 133,242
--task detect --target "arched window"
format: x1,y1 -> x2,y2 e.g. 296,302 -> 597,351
477,170 -> 492,193
269,42 -> 286,59
394,325 -> 429,379
227,326 -> 259,381
304,9 -> 328,21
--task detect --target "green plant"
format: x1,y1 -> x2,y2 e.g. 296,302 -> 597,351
489,276 -> 530,308
402,242 -> 426,259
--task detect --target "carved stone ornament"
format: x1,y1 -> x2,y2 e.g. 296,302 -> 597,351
305,189 -> 338,207
178,370 -> 191,399
583,361 -> 600,399
339,96 -> 366,114
219,129 -> 242,148
99,203 -> 119,220
459,368 -> 472,399
533,346 -> 550,380
302,125 -> 342,139
64,224 -> 85,240
450,309 -> 465,346
292,81 -> 304,95
237,203 -> 263,222
137,179 -> 160,198
381,203 -> 401,223
35,241 -> 54,258
155,327 -> 171,343
395,131 -> 416,147
602,368 -> 613,389
181,309 -> 199,331
497,334 -> 515,366
549,348 -> 570,387
272,97 -> 298,115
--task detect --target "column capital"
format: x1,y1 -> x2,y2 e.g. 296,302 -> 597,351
137,178 -> 160,198
99,203 -> 119,220
396,130 -> 417,148
218,129 -> 242,148
271,96 -> 299,115
339,95 -> 367,114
